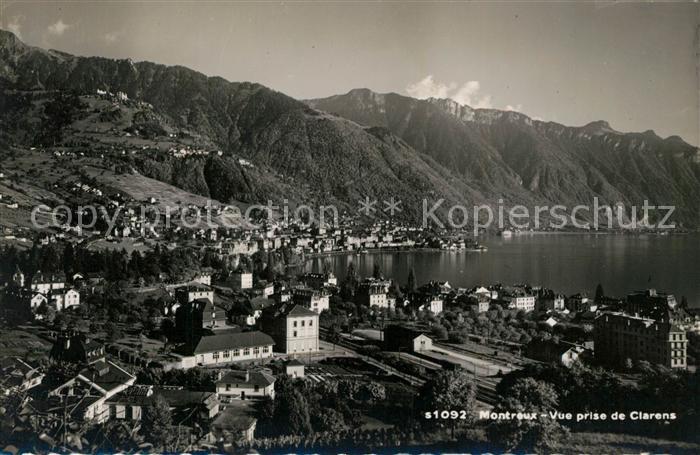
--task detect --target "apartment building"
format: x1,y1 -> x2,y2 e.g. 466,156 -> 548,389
594,312 -> 687,369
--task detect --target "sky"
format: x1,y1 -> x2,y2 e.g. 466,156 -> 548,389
1,1 -> 698,144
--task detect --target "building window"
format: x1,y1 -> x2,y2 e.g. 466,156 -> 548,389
293,321 -> 298,327
244,348 -> 250,356
224,350 -> 230,357
309,320 -> 313,326
263,346 -> 269,353
253,347 -> 260,355
213,352 -> 219,359
254,385 -> 259,392
293,331 -> 297,337
301,320 -> 305,327
233,349 -> 240,357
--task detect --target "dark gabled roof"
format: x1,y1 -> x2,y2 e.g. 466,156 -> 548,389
193,331 -> 274,354
264,303 -> 317,319
78,360 -> 134,393
157,388 -> 216,407
217,370 -> 276,388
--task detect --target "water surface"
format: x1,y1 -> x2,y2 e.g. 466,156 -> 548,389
304,233 -> 700,306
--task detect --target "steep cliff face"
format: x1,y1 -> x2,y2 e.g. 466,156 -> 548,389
308,89 -> 700,226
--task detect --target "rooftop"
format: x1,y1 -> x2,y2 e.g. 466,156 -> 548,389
193,331 -> 274,354
217,370 -> 275,387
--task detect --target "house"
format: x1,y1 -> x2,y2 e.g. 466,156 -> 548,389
285,359 -> 305,378
30,272 -> 66,294
216,370 -> 276,403
0,358 -> 44,395
105,385 -> 219,424
176,298 -> 229,337
357,280 -> 390,308
464,292 -> 490,313
175,284 -> 214,305
47,359 -> 136,423
191,331 -> 274,366
30,292 -> 48,311
50,288 -> 80,311
567,293 -> 596,313
383,325 -> 434,353
253,281 -> 275,298
50,333 -> 106,365
206,401 -> 257,444
502,290 -> 536,312
194,272 -> 212,286
260,304 -> 319,355
229,271 -> 253,290
420,298 -> 443,315
292,287 -> 330,314
540,294 -> 566,312
525,339 -> 584,367
231,297 -> 273,326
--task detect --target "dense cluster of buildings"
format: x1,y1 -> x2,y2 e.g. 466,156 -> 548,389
1,241 -> 697,451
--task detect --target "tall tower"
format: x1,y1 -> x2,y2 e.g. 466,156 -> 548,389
12,266 -> 25,288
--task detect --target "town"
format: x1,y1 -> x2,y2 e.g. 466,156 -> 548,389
0,232 -> 698,453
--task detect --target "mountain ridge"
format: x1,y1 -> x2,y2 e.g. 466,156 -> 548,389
1,29 -> 699,227
306,88 -> 700,226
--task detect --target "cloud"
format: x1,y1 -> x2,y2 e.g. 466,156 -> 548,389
47,19 -> 71,36
504,104 -> 523,112
405,75 -> 493,109
405,75 -> 456,100
6,15 -> 24,39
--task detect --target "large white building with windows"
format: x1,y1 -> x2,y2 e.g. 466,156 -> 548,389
192,331 -> 274,366
260,304 -> 319,355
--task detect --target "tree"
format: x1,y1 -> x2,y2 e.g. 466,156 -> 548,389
431,324 -> 448,340
419,370 -> 477,437
595,283 -> 605,303
487,378 -> 568,452
273,387 -> 312,435
142,394 -> 174,451
372,263 -> 383,280
356,381 -> 386,405
407,267 -> 417,294
341,262 -> 359,300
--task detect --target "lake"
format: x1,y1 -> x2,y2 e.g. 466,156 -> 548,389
304,233 -> 700,306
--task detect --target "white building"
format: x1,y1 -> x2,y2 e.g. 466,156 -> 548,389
216,370 -> 276,402
51,288 -> 80,311
30,272 -> 66,294
503,293 -> 536,312
292,287 -> 330,314
229,271 -> 253,290
192,331 -> 274,366
260,304 -> 319,355
175,284 -> 214,305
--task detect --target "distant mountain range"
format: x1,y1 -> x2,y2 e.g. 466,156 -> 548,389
1,29 -> 699,228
